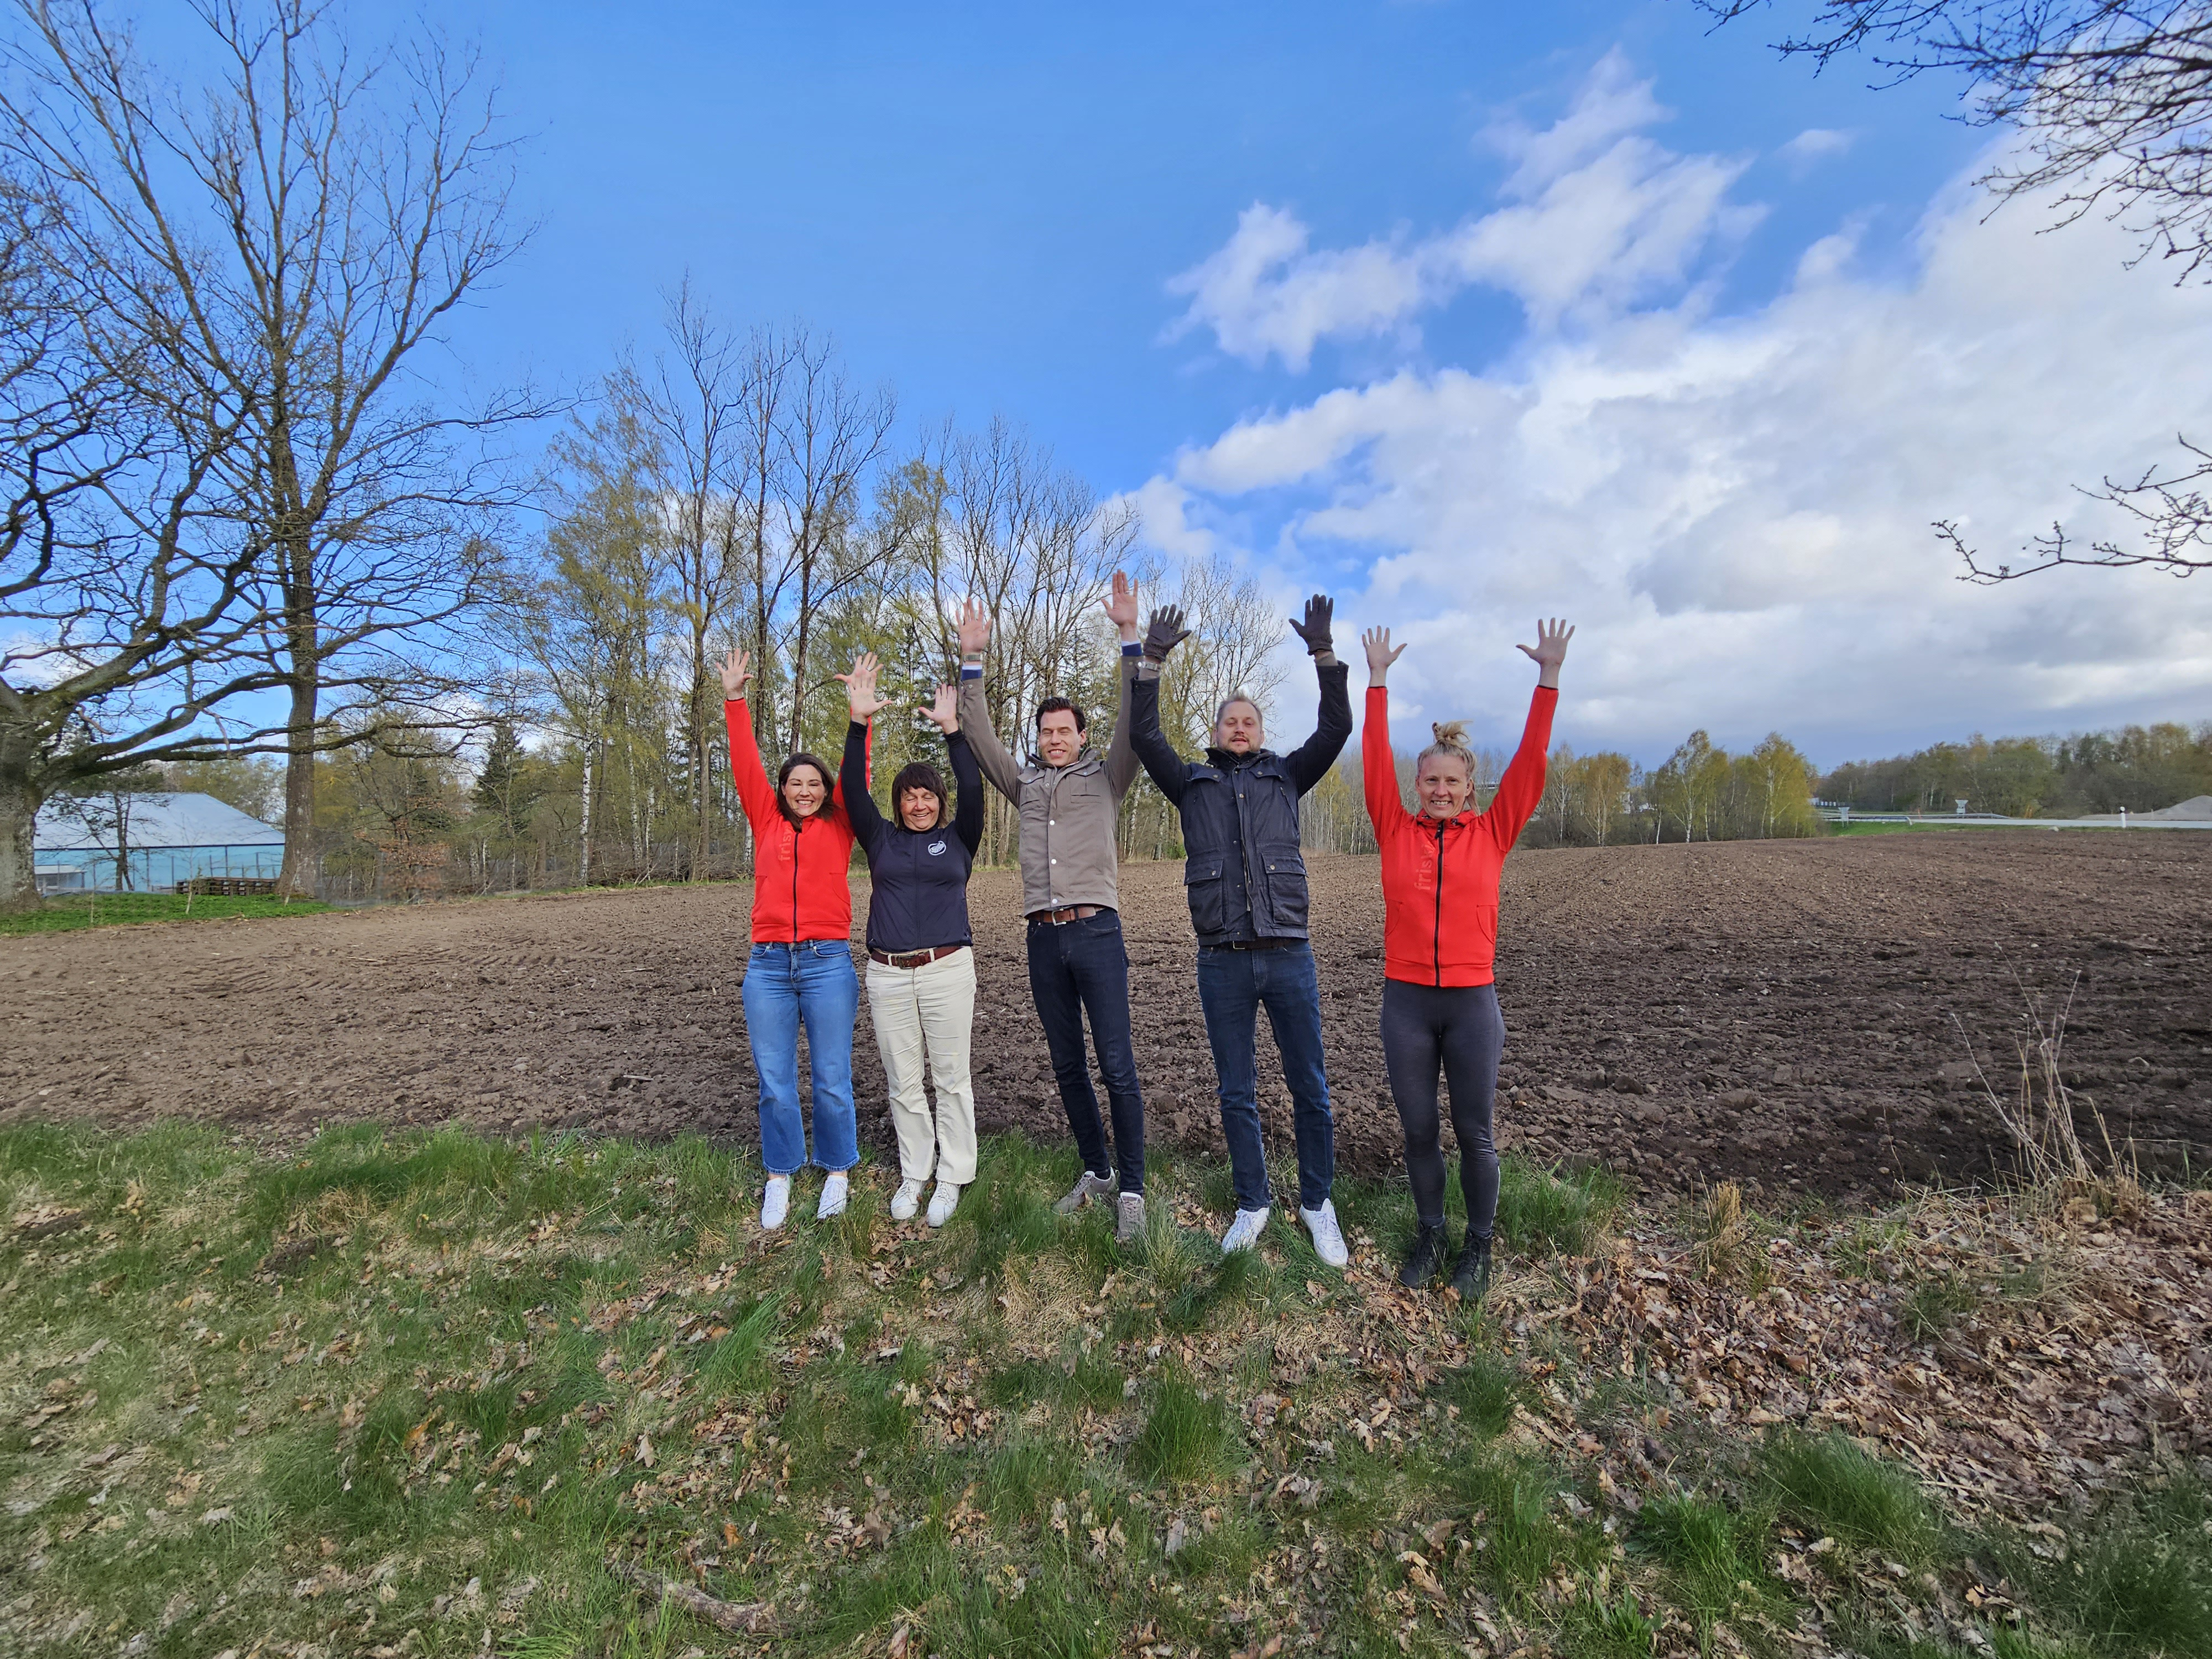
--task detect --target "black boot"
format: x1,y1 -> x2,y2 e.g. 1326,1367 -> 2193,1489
1450,1234 -> 1494,1300
1399,1223 -> 1447,1288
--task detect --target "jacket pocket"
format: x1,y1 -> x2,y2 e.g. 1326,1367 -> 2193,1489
1183,854 -> 1227,937
1259,847 -> 1309,932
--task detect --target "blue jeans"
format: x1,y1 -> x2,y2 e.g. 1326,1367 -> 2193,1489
1026,910 -> 1145,1194
1197,941 -> 1334,1212
741,941 -> 860,1176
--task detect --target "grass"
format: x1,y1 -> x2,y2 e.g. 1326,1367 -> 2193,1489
2,1122 -> 2200,1659
1760,1430 -> 1948,1566
0,890 -> 333,934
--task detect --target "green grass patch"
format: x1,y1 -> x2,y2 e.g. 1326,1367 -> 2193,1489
1760,1430 -> 1948,1566
0,890 -> 334,934
4,1119 -> 2188,1659
1130,1375 -> 1230,1485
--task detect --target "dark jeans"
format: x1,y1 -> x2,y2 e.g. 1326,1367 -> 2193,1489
1381,979 -> 1505,1239
1196,941 -> 1334,1212
1026,910 -> 1146,1194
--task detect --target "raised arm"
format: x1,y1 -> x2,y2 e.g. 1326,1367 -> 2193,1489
839,719 -> 887,857
1360,626 -> 1411,841
921,682 -> 986,857
1483,618 -> 1571,851
830,651 -> 889,820
947,733 -> 984,855
954,597 -> 1022,804
1129,604 -> 1196,804
720,649 -> 779,832
1102,571 -> 1145,801
1282,595 -> 1352,795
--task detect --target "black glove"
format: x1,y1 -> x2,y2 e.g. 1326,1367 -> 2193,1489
1142,604 -> 1192,662
1288,593 -> 1334,657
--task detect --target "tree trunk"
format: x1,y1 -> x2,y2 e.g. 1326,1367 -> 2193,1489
0,760 -> 43,916
113,790 -> 133,892
580,742 -> 594,886
276,672 -> 320,898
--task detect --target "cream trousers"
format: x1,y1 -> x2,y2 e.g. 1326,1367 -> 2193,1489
865,945 -> 978,1186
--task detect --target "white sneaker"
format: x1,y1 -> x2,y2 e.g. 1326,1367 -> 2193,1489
816,1171 -> 850,1220
1220,1206 -> 1271,1254
760,1176 -> 791,1232
889,1178 -> 926,1222
926,1181 -> 962,1228
1300,1199 -> 1349,1269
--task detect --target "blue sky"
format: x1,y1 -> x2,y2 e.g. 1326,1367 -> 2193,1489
403,0 -> 1983,483
175,1 -> 2212,768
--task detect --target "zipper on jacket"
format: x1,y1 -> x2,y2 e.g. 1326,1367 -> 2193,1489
791,821 -> 801,943
1432,818 -> 1446,986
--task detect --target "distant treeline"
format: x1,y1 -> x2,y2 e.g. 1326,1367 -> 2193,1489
1300,728 -> 1823,854
117,719 -> 1821,902
1817,722 -> 2212,817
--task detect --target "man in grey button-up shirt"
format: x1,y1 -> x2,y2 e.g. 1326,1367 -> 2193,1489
956,580 -> 1150,1241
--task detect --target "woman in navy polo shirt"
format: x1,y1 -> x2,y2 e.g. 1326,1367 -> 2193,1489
838,651 -> 985,1227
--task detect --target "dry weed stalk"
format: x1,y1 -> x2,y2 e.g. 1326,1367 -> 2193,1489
1950,976 -> 2143,1218
1692,1180 -> 1760,1284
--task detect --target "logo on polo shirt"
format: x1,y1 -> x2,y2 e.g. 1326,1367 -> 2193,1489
927,839 -> 947,857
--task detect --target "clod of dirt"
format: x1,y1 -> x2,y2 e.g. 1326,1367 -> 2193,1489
12,1206 -> 86,1239
258,1234 -> 333,1273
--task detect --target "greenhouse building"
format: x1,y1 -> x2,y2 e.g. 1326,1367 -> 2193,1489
33,792 -> 285,894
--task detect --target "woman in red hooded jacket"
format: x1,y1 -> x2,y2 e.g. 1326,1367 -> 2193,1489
721,646 -> 868,1234
1360,618 -> 1573,1298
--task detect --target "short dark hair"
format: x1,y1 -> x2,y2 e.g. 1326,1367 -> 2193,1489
890,760 -> 949,830
776,752 -> 833,825
1035,696 -> 1088,734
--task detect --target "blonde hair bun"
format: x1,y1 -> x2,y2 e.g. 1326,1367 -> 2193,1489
1431,720 -> 1469,747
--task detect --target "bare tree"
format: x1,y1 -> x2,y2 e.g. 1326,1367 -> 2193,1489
769,333 -> 896,750
932,418 -> 1136,863
510,405 -> 663,888
611,281 -> 748,877
1703,1 -> 2212,581
1,0 -> 544,896
1939,435 -> 2212,577
1700,1 -> 2212,279
0,145 -> 327,911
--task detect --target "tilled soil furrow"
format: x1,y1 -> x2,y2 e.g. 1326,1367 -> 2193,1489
2,833 -> 2204,1203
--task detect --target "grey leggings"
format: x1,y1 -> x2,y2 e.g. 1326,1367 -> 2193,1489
1381,980 -> 1505,1238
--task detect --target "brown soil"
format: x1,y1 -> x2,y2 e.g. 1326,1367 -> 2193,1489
3,833 -> 2205,1204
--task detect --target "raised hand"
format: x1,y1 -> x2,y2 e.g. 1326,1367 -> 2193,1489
1142,604 -> 1192,662
1362,625 -> 1408,682
918,682 -> 959,733
1516,618 -> 1574,688
956,596 -> 992,659
1287,593 -> 1334,658
835,650 -> 896,721
718,647 -> 752,700
1102,570 -> 1140,639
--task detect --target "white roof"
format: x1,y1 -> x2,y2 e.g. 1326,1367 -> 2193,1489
34,791 -> 283,851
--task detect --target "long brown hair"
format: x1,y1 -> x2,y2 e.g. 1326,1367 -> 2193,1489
776,753 -> 834,826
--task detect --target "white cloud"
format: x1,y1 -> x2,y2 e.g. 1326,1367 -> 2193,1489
1162,50 -> 1760,370
1780,127 -> 1855,171
1144,80 -> 2212,766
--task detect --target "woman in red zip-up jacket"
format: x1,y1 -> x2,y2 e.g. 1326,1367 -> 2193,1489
1360,618 -> 1573,1298
721,647 -> 868,1234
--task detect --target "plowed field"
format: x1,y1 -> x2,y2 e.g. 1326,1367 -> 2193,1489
4,832 -> 2205,1203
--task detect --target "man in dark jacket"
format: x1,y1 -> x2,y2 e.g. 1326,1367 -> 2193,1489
1130,595 -> 1353,1265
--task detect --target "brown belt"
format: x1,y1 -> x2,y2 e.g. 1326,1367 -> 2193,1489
868,945 -> 967,969
1026,904 -> 1109,925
